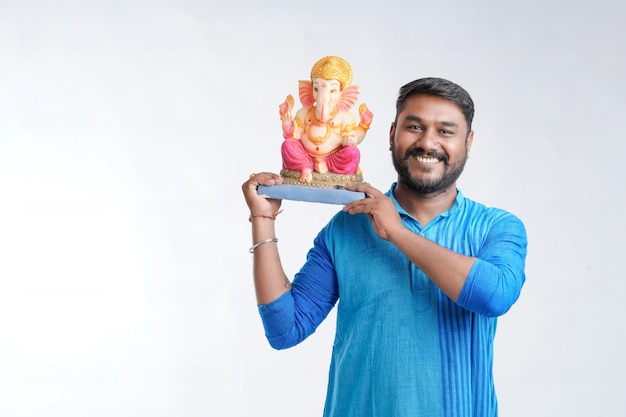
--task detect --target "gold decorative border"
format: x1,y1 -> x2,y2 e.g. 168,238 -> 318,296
280,169 -> 364,189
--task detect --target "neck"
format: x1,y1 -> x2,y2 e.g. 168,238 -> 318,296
393,182 -> 458,227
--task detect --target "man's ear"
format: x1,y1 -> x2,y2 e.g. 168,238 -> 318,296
465,130 -> 474,157
389,122 -> 396,151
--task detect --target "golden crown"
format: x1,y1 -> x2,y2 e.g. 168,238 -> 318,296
310,56 -> 353,89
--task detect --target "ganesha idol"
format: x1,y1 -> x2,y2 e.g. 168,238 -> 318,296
278,56 -> 373,188
257,56 -> 374,204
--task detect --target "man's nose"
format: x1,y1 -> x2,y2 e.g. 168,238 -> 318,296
416,128 -> 438,150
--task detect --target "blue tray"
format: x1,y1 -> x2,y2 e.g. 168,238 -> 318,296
257,184 -> 366,205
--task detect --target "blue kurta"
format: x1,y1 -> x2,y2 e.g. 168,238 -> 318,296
258,185 -> 527,417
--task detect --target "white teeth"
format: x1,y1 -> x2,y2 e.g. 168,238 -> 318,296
415,155 -> 440,163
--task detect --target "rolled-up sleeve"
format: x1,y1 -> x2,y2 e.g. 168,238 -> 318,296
457,213 -> 527,317
258,231 -> 339,349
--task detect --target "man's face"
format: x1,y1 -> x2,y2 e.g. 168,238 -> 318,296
390,93 -> 474,196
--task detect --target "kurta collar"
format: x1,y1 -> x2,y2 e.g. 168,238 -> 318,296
385,182 -> 466,222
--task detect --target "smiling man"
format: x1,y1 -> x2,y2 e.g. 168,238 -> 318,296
392,91 -> 473,197
242,77 -> 528,417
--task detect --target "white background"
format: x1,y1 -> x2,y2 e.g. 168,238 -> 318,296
1,1 -> 624,416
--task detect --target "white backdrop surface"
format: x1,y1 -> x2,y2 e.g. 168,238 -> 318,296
1,1 -> 624,416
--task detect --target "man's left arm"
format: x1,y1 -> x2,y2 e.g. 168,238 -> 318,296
390,212 -> 526,315
343,185 -> 526,312
456,213 -> 527,316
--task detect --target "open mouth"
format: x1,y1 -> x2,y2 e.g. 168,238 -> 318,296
414,155 -> 441,163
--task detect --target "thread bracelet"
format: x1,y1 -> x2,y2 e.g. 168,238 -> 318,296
249,209 -> 283,222
249,237 -> 279,253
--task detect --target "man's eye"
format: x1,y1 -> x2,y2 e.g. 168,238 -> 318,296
409,125 -> 423,131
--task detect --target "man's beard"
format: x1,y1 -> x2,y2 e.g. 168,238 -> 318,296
392,146 -> 468,196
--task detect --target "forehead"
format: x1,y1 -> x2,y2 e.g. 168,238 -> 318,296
399,94 -> 467,127
313,78 -> 341,88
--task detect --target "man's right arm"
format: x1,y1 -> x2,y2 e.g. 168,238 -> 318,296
243,172 -> 291,305
259,231 -> 339,349
243,173 -> 339,349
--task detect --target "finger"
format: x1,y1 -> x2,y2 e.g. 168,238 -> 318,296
343,199 -> 373,215
245,172 -> 283,189
251,172 -> 283,181
345,182 -> 383,198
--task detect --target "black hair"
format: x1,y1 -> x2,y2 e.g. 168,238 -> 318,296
395,77 -> 475,131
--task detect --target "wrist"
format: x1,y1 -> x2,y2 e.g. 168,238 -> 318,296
249,209 -> 283,222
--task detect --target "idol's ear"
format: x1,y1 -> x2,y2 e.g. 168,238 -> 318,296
298,80 -> 314,107
336,84 -> 360,113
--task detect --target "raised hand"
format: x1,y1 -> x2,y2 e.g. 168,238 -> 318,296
279,95 -> 295,139
358,103 -> 373,129
242,172 -> 284,218
342,183 -> 404,241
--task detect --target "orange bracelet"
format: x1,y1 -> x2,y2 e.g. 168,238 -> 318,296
248,210 -> 283,222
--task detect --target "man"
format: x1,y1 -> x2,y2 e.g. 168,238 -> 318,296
242,77 -> 527,417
